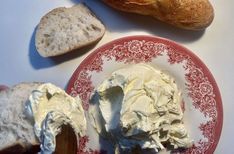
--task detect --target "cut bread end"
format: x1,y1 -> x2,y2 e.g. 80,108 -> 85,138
0,83 -> 42,153
35,3 -> 105,57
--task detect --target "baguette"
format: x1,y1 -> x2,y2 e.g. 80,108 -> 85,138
102,0 -> 214,30
35,4 -> 105,57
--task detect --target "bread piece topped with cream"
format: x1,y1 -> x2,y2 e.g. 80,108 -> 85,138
0,82 -> 86,154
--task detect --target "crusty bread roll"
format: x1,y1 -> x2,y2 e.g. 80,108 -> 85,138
0,83 -> 42,154
102,0 -> 214,30
35,4 -> 105,57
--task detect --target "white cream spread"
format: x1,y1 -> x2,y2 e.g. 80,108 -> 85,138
26,83 -> 86,154
89,64 -> 193,152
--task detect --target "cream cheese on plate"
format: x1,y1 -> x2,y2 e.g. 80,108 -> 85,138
26,83 -> 86,154
89,63 -> 193,152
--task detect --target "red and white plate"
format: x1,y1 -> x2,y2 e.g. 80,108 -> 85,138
67,35 -> 223,154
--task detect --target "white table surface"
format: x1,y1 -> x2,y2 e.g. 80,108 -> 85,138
0,0 -> 233,153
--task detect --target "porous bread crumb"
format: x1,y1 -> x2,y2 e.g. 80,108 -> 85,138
35,4 -> 105,57
0,83 -> 41,151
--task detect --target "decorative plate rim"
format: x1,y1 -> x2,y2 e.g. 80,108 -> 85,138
66,35 -> 223,154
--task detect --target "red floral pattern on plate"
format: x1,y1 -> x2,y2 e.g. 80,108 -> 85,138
77,136 -> 106,154
67,36 -> 223,154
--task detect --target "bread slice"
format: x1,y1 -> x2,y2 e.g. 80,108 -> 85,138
103,0 -> 214,30
0,83 -> 42,154
35,4 -> 105,57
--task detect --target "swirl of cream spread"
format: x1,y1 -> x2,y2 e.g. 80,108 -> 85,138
26,83 -> 86,154
89,63 -> 193,152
